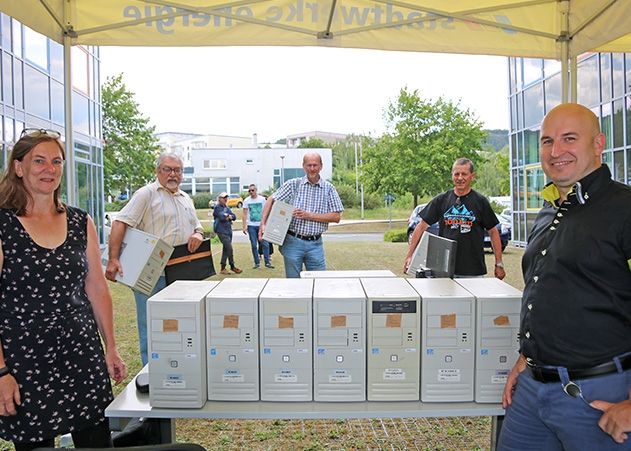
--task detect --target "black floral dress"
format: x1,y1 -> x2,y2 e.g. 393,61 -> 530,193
0,206 -> 113,444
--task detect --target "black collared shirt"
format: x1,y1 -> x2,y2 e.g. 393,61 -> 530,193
520,165 -> 631,368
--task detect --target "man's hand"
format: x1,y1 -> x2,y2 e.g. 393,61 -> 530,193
591,389 -> 631,444
105,258 -> 122,282
293,208 -> 310,220
187,232 -> 204,253
403,256 -> 412,274
494,265 -> 506,280
502,354 -> 527,408
243,228 -> 248,235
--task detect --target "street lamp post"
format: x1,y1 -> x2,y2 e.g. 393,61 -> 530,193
280,155 -> 285,186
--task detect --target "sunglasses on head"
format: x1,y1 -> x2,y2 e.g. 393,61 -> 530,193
20,128 -> 61,139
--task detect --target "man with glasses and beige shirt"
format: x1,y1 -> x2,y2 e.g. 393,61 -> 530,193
105,152 -> 204,365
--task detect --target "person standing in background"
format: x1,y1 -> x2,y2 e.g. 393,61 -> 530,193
243,184 -> 273,269
260,153 -> 343,278
214,192 -> 242,275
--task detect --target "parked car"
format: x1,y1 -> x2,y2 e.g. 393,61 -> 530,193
208,194 -> 244,209
407,204 -> 511,251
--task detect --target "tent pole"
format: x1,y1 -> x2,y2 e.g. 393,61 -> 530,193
561,46 -> 568,103
559,0 -> 569,103
63,27 -> 76,205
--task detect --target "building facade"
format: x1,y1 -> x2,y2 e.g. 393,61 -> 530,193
182,147 -> 333,196
0,14 -> 106,238
509,53 -> 631,247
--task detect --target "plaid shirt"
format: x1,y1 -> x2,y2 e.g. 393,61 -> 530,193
273,176 -> 344,237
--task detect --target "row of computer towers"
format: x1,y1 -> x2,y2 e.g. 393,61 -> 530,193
147,276 -> 521,408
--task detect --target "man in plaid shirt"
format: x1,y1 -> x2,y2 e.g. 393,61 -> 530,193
260,153 -> 344,278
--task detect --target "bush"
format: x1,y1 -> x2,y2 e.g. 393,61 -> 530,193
383,228 -> 408,242
363,191 -> 382,210
191,192 -> 213,209
105,200 -> 128,212
336,184 -> 358,208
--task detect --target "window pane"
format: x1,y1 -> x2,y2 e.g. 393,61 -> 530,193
13,59 -> 22,109
627,149 -> 631,185
601,103 -> 612,150
613,150 -> 624,183
524,128 -> 540,165
523,84 -> 544,127
525,167 -> 545,209
23,64 -> 50,119
577,55 -> 599,107
23,26 -> 47,69
51,79 -> 64,124
71,46 -> 89,94
1,15 -> 11,49
612,53 -> 624,99
544,73 -> 561,114
543,59 -> 561,77
11,18 -> 21,57
523,58 -> 542,86
627,96 -> 631,146
601,54 -> 612,103
49,40 -> 63,80
613,99 -> 624,148
2,52 -> 12,105
72,94 -> 89,134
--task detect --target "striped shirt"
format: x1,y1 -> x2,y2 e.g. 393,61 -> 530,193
273,176 -> 344,237
115,180 -> 202,247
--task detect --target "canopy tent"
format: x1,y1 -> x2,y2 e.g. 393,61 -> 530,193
1,0 -> 631,203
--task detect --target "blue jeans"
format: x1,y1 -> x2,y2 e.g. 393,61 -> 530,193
498,365 -> 631,450
133,275 -> 167,366
279,233 -> 326,278
247,225 -> 270,266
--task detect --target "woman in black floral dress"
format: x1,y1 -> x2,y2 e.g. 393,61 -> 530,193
0,129 -> 127,450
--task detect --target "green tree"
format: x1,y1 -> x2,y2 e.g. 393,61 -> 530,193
362,88 -> 487,207
297,137 -> 327,148
102,74 -> 160,197
475,146 -> 510,197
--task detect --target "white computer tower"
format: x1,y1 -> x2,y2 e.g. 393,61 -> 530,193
313,278 -> 366,401
147,280 -> 219,408
301,270 -> 396,279
407,278 -> 475,402
455,278 -> 522,403
206,278 -> 268,401
259,278 -> 313,401
361,277 -> 421,401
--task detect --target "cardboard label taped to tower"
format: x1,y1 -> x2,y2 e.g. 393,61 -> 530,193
262,200 -> 294,245
101,227 -> 174,296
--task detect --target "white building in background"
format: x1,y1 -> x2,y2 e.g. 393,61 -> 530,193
286,131 -> 348,147
156,131 -> 256,166
182,147 -> 333,196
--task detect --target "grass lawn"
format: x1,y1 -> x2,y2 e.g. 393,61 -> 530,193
106,239 -> 524,450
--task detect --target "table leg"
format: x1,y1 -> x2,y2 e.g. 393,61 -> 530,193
490,415 -> 504,451
157,418 -> 176,443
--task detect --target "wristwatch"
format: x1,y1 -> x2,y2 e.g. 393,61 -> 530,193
0,366 -> 11,378
495,262 -> 505,269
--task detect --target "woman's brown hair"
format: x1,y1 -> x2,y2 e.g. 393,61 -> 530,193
0,133 -> 66,215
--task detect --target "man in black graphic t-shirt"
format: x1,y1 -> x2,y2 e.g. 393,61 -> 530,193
403,158 -> 505,278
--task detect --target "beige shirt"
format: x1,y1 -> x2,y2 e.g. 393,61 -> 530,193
116,180 -> 202,246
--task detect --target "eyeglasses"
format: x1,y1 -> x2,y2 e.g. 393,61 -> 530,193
20,128 -> 61,139
248,189 -> 256,192
563,381 -> 590,406
160,166 -> 182,175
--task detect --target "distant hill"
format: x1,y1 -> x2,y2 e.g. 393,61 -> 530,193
484,129 -> 509,151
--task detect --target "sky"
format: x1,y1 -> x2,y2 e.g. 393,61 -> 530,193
100,46 -> 509,144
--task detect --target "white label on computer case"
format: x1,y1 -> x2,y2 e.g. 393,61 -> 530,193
163,379 -> 186,388
492,370 -> 509,384
329,369 -> 352,383
438,369 -> 461,382
275,373 -> 298,383
383,368 -> 405,380
222,374 -> 245,383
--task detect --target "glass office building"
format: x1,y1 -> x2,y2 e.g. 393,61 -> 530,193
0,14 -> 106,239
509,54 -> 631,247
